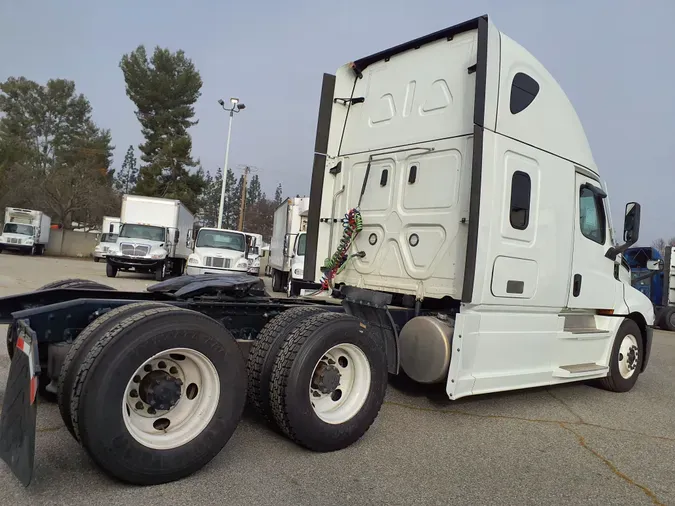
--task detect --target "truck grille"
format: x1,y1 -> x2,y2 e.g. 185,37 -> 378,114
204,257 -> 232,269
9,238 -> 21,244
120,243 -> 150,256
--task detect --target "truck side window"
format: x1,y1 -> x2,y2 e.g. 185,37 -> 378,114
509,171 -> 531,230
579,187 -> 606,244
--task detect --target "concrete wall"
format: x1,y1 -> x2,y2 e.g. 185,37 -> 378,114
46,229 -> 98,258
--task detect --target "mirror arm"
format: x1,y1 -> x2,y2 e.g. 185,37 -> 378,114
605,240 -> 636,260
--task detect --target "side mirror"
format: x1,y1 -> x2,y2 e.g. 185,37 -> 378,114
606,202 -> 641,260
623,202 -> 640,244
647,259 -> 663,271
174,230 -> 180,243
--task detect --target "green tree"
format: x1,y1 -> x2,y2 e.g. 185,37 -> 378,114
0,77 -> 117,228
116,145 -> 138,194
274,183 -> 283,205
120,45 -> 205,212
223,168 -> 238,228
246,174 -> 262,207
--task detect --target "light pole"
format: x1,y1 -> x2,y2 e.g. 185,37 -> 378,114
217,97 -> 246,229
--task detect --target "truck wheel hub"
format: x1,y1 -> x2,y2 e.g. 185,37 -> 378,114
311,362 -> 341,394
139,370 -> 183,410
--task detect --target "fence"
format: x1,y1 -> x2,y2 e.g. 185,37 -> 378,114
46,229 -> 99,258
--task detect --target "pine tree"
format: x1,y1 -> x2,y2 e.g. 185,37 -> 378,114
274,183 -> 283,205
116,145 -> 138,194
119,45 -> 206,212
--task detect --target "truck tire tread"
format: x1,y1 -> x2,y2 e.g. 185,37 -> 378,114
246,305 -> 326,427
57,302 -> 170,440
72,306 -> 246,485
269,312 -> 388,451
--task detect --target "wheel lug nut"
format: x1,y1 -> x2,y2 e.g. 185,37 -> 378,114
144,364 -> 152,372
130,389 -> 138,398
135,401 -> 143,410
158,361 -> 166,369
169,367 -> 178,374
147,407 -> 156,415
133,375 -> 141,383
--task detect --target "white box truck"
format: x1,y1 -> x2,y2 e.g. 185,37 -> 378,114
269,197 -> 309,291
0,207 -> 51,256
105,195 -> 194,281
185,227 -> 251,275
93,216 -> 121,262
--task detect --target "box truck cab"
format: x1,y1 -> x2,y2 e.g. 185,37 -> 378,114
304,15 -> 654,398
106,195 -> 194,281
244,232 -> 263,276
269,197 -> 309,292
93,216 -> 121,262
186,227 -> 251,275
0,207 -> 51,256
286,231 -> 307,296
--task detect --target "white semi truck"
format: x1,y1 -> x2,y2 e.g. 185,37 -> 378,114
0,15 -> 656,489
105,195 -> 194,281
93,216 -> 121,262
269,197 -> 309,291
0,207 -> 51,256
186,227 -> 251,275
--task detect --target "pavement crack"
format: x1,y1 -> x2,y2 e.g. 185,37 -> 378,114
545,388 -> 585,423
559,422 -> 665,506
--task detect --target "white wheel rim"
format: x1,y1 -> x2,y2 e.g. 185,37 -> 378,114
618,334 -> 639,379
309,343 -> 371,424
122,347 -> 220,450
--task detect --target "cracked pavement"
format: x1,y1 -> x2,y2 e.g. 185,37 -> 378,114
0,254 -> 674,505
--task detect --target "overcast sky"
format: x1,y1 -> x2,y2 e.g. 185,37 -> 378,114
1,0 -> 673,244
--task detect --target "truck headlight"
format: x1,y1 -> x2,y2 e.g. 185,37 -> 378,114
294,268 -> 303,277
236,259 -> 249,268
25,239 -> 33,245
150,249 -> 167,259
107,248 -> 120,256
188,257 -> 200,265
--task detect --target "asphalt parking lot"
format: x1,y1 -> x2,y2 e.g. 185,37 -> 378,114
0,254 -> 674,505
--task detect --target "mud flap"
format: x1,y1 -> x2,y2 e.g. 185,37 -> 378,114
0,319 -> 39,487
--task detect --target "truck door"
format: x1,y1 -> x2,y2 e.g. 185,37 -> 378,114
568,172 -> 618,309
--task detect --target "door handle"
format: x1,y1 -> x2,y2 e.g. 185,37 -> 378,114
573,274 -> 582,297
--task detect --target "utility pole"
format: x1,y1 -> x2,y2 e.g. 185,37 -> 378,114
238,166 -> 250,231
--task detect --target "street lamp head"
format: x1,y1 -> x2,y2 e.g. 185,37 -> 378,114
230,97 -> 239,105
218,99 -> 225,107
237,103 -> 246,110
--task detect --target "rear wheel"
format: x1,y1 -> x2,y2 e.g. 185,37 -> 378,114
57,302 -> 170,440
272,270 -> 282,292
660,307 -> 675,331
270,312 -> 388,451
246,305 -> 327,427
155,262 -> 167,281
71,307 -> 246,485
106,262 -> 118,278
94,257 -> 100,263
597,319 -> 643,393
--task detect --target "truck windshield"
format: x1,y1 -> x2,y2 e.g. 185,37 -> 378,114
196,230 -> 245,251
100,233 -> 118,243
297,233 -> 307,256
3,223 -> 34,236
119,224 -> 165,242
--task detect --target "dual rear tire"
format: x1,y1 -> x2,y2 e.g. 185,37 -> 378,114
56,303 -> 246,485
247,307 -> 388,452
